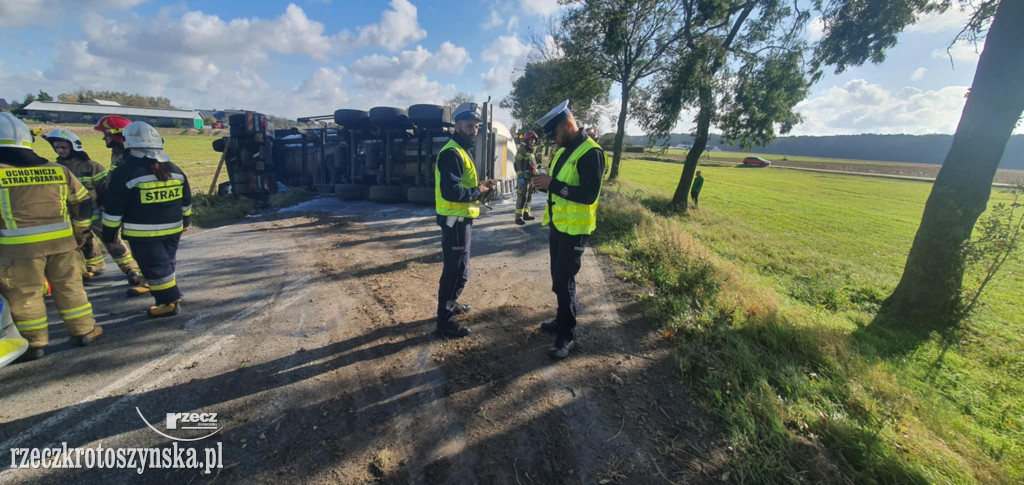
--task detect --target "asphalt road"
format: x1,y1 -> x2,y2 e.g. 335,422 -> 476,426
0,193 -> 719,484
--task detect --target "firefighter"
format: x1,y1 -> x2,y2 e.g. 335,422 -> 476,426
0,113 -> 104,361
514,131 -> 540,225
102,122 -> 192,318
531,100 -> 605,359
42,128 -> 146,291
94,115 -> 132,169
434,102 -> 496,338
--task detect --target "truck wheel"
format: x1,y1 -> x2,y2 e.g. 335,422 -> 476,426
406,186 -> 434,206
368,185 -> 405,203
408,104 -> 452,128
334,109 -> 369,128
368,107 -> 411,128
335,184 -> 367,200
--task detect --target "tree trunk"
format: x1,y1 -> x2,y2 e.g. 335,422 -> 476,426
884,0 -> 1024,326
610,81 -> 632,181
672,86 -> 714,207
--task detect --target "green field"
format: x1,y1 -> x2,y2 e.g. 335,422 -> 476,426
656,147 -> 896,165
31,129 -> 223,193
598,159 -> 1022,482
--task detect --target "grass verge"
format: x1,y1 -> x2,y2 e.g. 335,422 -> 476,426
593,183 -> 1020,483
191,189 -> 316,228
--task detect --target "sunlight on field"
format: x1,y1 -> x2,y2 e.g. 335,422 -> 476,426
608,158 -> 1023,482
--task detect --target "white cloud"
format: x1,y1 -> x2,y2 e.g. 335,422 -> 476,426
911,67 -> 927,81
348,43 -> 470,108
792,79 -> 970,135
483,9 -> 504,30
907,6 -> 972,33
931,39 -> 981,65
482,36 -> 531,64
806,17 -> 824,42
0,2 -> 448,118
480,35 -> 534,92
519,0 -> 560,17
0,0 -> 147,27
354,0 -> 426,51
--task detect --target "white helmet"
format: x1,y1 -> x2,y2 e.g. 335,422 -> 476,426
43,128 -> 86,152
0,113 -> 33,150
123,121 -> 163,149
123,121 -> 171,162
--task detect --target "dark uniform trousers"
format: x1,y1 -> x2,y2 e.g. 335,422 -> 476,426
129,236 -> 182,305
436,218 -> 472,328
549,227 -> 588,341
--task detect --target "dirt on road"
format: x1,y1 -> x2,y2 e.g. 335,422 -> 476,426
0,196 -> 725,484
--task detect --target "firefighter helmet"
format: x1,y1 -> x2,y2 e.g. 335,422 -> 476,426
94,115 -> 132,145
123,121 -> 163,149
523,130 -> 538,142
0,113 -> 33,150
43,128 -> 86,152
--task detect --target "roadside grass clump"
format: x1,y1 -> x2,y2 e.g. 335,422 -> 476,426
594,170 -> 1021,483
191,193 -> 254,228
268,189 -> 317,210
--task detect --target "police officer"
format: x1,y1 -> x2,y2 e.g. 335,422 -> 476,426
514,131 -> 540,225
0,113 -> 104,361
434,102 -> 496,338
43,128 -> 146,291
531,100 -> 604,359
101,122 -> 192,318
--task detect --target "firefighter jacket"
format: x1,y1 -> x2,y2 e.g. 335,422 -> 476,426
0,151 -> 93,259
57,156 -> 108,222
514,146 -> 538,179
101,154 -> 192,243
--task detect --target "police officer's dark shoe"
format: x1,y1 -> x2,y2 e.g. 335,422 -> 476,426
548,338 -> 576,359
76,326 -> 104,347
453,303 -> 472,315
539,320 -> 557,334
17,347 -> 45,362
515,216 -> 526,225
523,213 -> 536,221
436,324 -> 470,339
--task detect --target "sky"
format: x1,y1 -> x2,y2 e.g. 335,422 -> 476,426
0,0 -> 990,136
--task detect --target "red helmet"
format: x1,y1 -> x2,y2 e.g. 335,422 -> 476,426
523,130 -> 538,142
94,115 -> 132,143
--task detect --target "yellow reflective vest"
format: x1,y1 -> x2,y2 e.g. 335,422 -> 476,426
434,139 -> 480,218
542,137 -> 602,235
0,162 -> 91,258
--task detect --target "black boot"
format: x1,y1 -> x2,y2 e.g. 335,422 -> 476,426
453,303 -> 472,315
17,347 -> 45,362
436,323 -> 470,339
549,337 -> 577,359
539,320 -> 557,334
522,213 -> 536,221
515,216 -> 525,225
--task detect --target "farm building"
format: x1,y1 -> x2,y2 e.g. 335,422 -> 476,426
22,100 -> 204,128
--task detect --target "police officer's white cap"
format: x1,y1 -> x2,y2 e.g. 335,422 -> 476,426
536,100 -> 571,136
453,102 -> 482,123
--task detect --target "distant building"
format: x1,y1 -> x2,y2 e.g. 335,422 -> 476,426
22,101 -> 204,129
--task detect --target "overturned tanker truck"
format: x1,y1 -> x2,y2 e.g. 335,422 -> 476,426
211,100 -> 518,206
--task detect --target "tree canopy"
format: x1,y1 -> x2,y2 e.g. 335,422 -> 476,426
500,57 -> 610,130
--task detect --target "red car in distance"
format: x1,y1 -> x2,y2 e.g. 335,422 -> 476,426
742,156 -> 772,167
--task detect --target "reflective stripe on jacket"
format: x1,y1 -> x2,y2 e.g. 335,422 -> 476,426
542,137 -> 602,235
434,139 -> 480,218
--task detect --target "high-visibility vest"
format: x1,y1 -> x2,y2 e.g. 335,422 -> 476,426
0,164 -> 89,246
434,139 -> 479,218
542,137 -> 602,235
